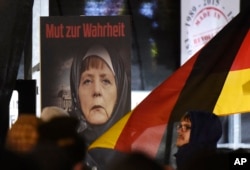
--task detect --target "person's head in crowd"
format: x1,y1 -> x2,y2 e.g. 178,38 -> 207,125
176,111 -> 222,148
40,106 -> 69,122
108,151 -> 165,170
174,110 -> 222,170
35,116 -> 87,170
69,43 -> 130,144
0,147 -> 39,170
30,141 -> 75,170
175,112 -> 191,147
5,114 -> 42,154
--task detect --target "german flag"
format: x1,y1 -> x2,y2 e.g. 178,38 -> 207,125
87,8 -> 250,169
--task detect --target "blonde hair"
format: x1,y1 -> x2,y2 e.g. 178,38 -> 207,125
81,55 -> 114,76
40,106 -> 69,122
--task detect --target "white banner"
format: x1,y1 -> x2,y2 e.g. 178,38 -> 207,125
181,0 -> 240,65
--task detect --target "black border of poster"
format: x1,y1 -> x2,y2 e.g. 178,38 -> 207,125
40,15 -> 131,112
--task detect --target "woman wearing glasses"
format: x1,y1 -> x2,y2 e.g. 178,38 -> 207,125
174,111 -> 222,170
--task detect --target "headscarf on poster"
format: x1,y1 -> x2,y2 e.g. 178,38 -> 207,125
69,42 -> 131,145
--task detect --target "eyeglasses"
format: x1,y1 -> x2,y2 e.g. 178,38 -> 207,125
176,124 -> 191,132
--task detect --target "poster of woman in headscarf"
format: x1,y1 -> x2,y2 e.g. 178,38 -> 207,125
40,16 -> 131,145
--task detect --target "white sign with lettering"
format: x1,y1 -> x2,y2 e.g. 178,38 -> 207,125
181,0 -> 240,65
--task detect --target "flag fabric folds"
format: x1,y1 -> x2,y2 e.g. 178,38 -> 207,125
87,8 -> 250,169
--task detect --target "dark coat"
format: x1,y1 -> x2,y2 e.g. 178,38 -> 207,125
175,111 -> 222,170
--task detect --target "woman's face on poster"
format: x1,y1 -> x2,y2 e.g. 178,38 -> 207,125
78,59 -> 117,125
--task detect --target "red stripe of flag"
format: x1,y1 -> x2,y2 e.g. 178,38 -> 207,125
231,30 -> 250,71
114,54 -> 199,156
88,7 -> 250,168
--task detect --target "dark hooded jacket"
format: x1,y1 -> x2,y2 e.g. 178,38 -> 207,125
175,111 -> 222,170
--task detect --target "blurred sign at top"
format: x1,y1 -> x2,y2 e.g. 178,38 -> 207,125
181,0 -> 240,65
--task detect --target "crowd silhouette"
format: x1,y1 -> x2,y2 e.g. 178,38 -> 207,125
1,106 -> 249,170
